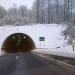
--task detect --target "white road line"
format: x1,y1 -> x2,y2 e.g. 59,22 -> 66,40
36,52 -> 75,70
16,56 -> 19,60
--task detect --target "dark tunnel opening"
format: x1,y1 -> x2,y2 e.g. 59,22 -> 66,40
1,33 -> 36,53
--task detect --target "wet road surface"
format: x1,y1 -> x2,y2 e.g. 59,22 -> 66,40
0,52 -> 75,75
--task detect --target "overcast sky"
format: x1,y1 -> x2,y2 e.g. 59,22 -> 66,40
0,0 -> 35,9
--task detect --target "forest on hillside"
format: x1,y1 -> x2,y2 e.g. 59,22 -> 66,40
0,0 -> 75,25
0,0 -> 75,49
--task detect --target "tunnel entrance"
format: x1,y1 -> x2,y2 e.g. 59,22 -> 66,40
1,33 -> 36,53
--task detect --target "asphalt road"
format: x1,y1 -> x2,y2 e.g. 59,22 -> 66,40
0,52 -> 75,75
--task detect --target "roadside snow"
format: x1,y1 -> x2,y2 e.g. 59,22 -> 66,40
0,24 -> 74,58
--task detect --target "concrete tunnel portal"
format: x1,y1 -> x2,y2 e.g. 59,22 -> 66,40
1,33 -> 36,53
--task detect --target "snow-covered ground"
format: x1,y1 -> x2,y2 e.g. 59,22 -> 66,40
0,24 -> 75,58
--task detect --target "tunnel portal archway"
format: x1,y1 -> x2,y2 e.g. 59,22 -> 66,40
1,33 -> 36,53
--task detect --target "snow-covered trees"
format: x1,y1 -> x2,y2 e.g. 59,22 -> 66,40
32,0 -> 75,24
0,6 -> 7,19
0,0 -> 75,25
0,5 -> 33,25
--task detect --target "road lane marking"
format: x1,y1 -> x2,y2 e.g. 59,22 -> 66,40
16,56 -> 19,60
36,52 -> 75,70
47,56 -> 75,69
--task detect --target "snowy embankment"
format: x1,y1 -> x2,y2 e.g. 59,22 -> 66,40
0,24 -> 75,58
33,48 -> 75,58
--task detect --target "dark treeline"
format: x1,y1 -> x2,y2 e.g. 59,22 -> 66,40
0,0 -> 75,25
33,0 -> 75,24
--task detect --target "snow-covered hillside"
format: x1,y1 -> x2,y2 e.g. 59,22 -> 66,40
0,24 -> 74,58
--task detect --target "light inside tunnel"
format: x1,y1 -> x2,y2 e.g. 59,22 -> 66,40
1,33 -> 36,53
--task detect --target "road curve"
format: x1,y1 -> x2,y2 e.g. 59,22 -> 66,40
0,52 -> 75,75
